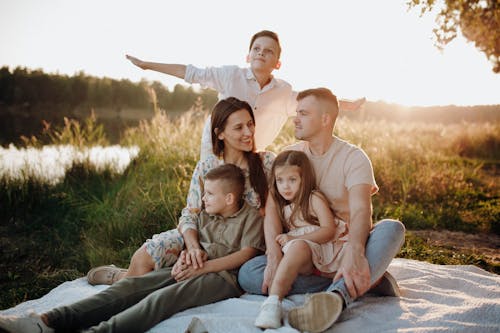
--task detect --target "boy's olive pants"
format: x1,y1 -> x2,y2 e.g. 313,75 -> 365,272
46,268 -> 241,333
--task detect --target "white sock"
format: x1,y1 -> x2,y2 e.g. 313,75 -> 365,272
264,294 -> 281,305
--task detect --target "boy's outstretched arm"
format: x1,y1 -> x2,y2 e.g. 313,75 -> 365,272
339,97 -> 366,112
172,247 -> 258,281
126,54 -> 186,79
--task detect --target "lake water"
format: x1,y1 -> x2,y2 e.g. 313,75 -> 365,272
0,144 -> 140,185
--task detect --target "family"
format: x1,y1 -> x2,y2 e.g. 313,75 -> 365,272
0,30 -> 405,333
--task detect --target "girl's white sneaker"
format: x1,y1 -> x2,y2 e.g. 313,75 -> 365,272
254,297 -> 282,329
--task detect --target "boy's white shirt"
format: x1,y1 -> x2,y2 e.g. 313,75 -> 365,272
184,65 -> 297,159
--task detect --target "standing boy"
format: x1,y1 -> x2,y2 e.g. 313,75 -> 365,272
126,30 -> 365,159
0,164 -> 265,333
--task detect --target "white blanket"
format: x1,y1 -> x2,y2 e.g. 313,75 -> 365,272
2,259 -> 499,332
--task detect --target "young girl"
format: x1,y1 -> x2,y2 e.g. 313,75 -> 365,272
254,150 -> 347,329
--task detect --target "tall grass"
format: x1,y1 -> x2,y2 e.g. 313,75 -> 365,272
270,118 -> 499,234
1,108 -> 499,308
82,108 -> 203,267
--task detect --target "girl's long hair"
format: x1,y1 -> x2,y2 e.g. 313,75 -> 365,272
269,150 -> 326,230
211,97 -> 268,207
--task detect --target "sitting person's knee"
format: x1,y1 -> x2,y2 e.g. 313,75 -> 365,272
129,246 -> 155,271
132,246 -> 149,261
377,219 -> 405,232
238,255 -> 266,294
376,219 -> 406,246
286,239 -> 311,254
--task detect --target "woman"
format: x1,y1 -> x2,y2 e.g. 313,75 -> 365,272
87,97 -> 275,285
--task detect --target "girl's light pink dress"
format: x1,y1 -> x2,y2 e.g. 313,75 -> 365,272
281,204 -> 348,273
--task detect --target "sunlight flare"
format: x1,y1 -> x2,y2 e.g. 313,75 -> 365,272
0,144 -> 140,185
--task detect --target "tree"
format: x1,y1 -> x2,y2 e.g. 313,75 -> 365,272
408,0 -> 499,73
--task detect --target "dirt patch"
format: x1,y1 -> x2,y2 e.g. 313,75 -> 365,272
410,230 -> 500,264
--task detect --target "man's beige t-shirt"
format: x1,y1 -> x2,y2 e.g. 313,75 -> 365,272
286,137 -> 378,224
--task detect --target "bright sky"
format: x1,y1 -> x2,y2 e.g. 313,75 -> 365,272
1,0 -> 499,107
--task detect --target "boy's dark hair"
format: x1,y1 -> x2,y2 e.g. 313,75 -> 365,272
249,30 -> 282,58
205,164 -> 245,206
297,87 -> 339,119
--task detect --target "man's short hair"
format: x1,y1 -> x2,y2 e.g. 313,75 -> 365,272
205,164 -> 245,202
249,30 -> 282,59
297,87 -> 339,118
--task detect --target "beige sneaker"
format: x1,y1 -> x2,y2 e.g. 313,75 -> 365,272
0,313 -> 54,333
368,271 -> 401,297
86,264 -> 127,285
288,292 -> 343,333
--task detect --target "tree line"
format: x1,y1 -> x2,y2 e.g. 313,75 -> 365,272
0,66 -> 498,146
0,66 -> 219,145
0,66 -> 218,111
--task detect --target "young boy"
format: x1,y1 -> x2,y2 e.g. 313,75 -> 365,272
0,164 -> 265,333
126,30 -> 365,159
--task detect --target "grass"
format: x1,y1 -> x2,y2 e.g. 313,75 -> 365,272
0,108 -> 498,309
400,232 -> 497,274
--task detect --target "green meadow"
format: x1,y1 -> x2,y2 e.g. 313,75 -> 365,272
1,106 -> 499,309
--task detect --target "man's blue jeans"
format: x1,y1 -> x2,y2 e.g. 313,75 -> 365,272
238,219 -> 405,306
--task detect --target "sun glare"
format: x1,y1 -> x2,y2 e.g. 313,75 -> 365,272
0,145 -> 140,185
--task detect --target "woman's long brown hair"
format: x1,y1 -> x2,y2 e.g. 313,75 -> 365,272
210,97 -> 268,207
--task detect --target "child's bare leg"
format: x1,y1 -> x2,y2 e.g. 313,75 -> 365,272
86,247 -> 155,285
122,247 -> 155,279
269,240 -> 313,298
87,230 -> 183,285
120,230 -> 183,281
255,241 -> 313,329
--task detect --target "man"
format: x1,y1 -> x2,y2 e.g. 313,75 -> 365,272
239,88 -> 405,333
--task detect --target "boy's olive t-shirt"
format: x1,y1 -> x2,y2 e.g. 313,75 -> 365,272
198,202 -> 265,287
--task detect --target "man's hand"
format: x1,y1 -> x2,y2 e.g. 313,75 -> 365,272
333,243 -> 371,299
262,251 -> 282,294
126,54 -> 147,70
183,248 -> 208,269
275,233 -> 294,247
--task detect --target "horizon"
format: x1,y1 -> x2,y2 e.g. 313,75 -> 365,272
1,0 -> 499,107
3,64 -> 500,109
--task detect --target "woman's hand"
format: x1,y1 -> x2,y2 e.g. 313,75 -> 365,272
126,54 -> 147,70
183,248 -> 208,269
275,233 -> 294,246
